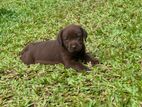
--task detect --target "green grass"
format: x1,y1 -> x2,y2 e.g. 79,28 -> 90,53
0,0 -> 142,106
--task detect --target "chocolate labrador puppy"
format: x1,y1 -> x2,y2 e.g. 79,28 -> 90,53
20,24 -> 99,71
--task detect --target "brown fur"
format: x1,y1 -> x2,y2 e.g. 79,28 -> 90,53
20,24 -> 99,71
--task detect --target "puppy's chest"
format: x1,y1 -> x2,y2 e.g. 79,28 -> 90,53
68,52 -> 84,61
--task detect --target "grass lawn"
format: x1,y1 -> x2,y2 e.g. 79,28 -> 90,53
0,0 -> 142,106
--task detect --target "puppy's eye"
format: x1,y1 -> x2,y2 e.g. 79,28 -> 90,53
64,38 -> 69,41
64,37 -> 68,40
77,32 -> 82,36
77,35 -> 80,38
77,36 -> 81,40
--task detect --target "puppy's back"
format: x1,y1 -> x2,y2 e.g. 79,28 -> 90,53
20,40 -> 62,65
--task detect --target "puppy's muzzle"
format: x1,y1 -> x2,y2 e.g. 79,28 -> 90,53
68,42 -> 82,53
71,44 -> 77,50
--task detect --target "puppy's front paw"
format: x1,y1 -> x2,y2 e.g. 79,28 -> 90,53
77,66 -> 91,72
84,67 -> 91,72
91,58 -> 99,66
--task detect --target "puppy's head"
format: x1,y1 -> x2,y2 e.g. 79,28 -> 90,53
57,24 -> 87,53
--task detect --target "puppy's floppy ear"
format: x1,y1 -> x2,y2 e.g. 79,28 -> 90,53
80,27 -> 88,41
57,29 -> 63,46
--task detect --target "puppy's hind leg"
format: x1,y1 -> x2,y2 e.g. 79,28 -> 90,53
20,45 -> 34,65
20,51 -> 34,65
